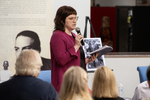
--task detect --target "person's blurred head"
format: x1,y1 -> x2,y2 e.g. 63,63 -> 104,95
15,49 -> 42,77
15,30 -> 41,58
54,6 -> 77,32
92,66 -> 118,98
59,66 -> 92,100
3,60 -> 9,70
146,66 -> 150,88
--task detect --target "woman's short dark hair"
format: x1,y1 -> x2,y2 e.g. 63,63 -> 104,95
54,6 -> 77,32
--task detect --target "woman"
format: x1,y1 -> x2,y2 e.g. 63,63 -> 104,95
92,66 -> 124,100
59,66 -> 92,100
50,5 -> 98,92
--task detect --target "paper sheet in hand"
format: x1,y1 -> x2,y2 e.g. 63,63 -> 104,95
89,45 -> 113,56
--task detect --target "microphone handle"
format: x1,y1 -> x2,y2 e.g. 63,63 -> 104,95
77,32 -> 84,45
81,39 -> 84,45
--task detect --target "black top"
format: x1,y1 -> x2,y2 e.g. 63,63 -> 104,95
93,97 -> 124,100
72,35 -> 85,70
79,46 -> 86,69
0,75 -> 58,100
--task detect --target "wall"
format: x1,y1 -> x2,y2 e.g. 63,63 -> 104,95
0,0 -> 53,73
88,56 -> 150,98
95,0 -> 136,7
53,0 -> 91,38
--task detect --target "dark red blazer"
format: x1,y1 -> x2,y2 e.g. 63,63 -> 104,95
50,30 -> 86,92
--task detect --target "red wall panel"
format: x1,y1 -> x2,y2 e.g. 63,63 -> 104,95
91,7 -> 116,51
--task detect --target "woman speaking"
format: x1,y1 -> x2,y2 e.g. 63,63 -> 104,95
50,5 -> 98,92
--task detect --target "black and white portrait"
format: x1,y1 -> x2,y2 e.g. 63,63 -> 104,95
14,30 -> 51,70
83,38 -> 106,71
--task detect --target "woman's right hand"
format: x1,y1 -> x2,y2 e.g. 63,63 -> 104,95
74,34 -> 84,52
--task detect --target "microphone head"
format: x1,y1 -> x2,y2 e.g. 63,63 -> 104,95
75,27 -> 80,33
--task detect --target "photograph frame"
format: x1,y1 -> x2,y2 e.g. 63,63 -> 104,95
83,38 -> 106,72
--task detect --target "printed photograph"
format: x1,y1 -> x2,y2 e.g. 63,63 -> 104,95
83,38 -> 106,71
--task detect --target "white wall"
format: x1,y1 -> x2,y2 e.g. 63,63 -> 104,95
95,0 -> 136,7
88,57 -> 150,98
53,0 -> 91,38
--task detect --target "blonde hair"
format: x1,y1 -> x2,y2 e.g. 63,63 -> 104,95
92,66 -> 118,98
59,66 -> 92,100
15,49 -> 43,77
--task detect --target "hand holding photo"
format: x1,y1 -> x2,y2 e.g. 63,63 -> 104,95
86,52 -> 100,64
83,38 -> 107,71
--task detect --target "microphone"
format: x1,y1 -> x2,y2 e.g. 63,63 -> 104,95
75,27 -> 84,45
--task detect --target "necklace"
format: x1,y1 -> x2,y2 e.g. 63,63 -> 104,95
67,33 -> 72,36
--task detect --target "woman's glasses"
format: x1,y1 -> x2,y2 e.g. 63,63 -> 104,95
68,16 -> 79,21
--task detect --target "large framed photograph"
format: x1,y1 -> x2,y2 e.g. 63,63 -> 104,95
0,0 -> 53,83
83,38 -> 106,72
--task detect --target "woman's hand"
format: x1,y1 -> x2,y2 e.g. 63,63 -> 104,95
85,53 -> 100,64
74,34 -> 84,52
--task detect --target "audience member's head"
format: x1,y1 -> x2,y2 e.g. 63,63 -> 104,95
92,66 -> 118,98
59,66 -> 92,100
15,49 -> 43,77
147,66 -> 150,87
54,6 -> 77,32
15,30 -> 41,58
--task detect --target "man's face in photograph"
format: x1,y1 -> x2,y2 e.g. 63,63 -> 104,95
15,36 -> 34,58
